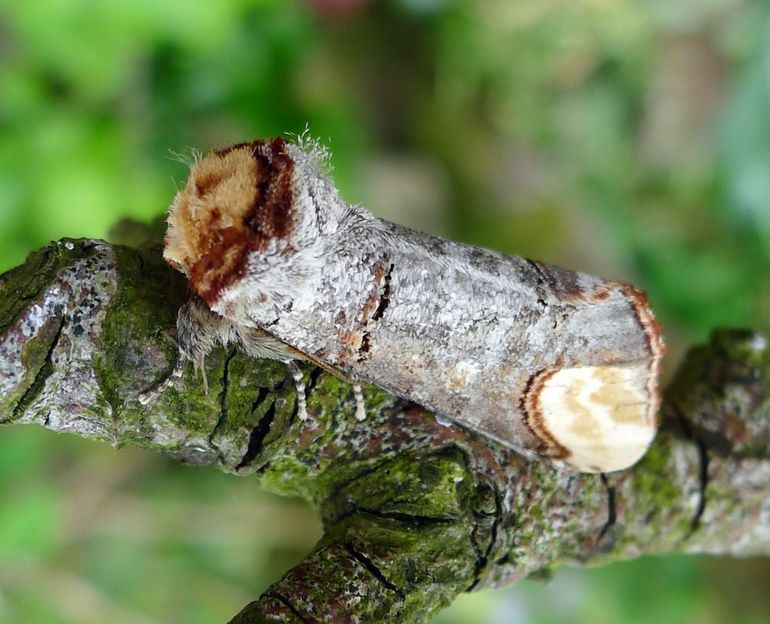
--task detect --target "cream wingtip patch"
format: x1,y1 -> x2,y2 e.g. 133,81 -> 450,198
527,364 -> 657,473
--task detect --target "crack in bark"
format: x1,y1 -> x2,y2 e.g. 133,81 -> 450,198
248,378 -> 287,475
265,591 -> 312,624
447,445 -> 503,590
209,349 -> 238,463
250,385 -> 272,414
349,507 -> 456,526
8,315 -> 65,422
320,433 -> 442,516
136,251 -> 146,277
482,490 -> 502,566
671,407 -> 710,535
467,490 -> 502,591
344,542 -> 406,600
597,473 -> 617,543
323,462 -> 396,513
327,491 -> 458,526
467,527 -> 486,591
690,436 -> 709,532
236,399 -> 277,471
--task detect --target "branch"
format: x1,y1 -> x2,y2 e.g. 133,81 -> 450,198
1,238 -> 768,623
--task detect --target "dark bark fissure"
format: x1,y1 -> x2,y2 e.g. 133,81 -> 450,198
691,436 -> 709,532
250,386 -> 272,414
344,542 -> 406,600
597,473 -> 617,543
265,591 -> 312,624
236,400 -> 277,471
344,507 -> 456,527
481,490 -> 502,567
209,348 -> 238,462
136,251 -> 146,277
361,508 -> 456,526
324,462 -> 405,514
9,315 -> 65,422
454,446 -> 503,590
468,492 -> 502,591
231,361 -> 293,471
467,531 -> 485,592
671,407 -> 710,534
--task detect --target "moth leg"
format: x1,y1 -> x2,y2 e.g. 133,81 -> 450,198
140,297 -> 315,423
138,351 -> 186,405
234,326 -> 312,422
286,360 -> 309,422
138,297 -> 230,404
234,327 -> 364,422
353,384 -> 366,421
193,359 -> 209,395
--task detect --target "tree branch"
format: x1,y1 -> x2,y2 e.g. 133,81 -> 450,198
1,238 -> 768,623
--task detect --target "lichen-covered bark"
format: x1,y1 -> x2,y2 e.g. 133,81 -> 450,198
1,238 -> 768,624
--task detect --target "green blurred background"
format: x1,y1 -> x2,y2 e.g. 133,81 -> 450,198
1,0 -> 769,622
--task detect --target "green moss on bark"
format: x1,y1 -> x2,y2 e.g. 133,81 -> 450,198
1,319 -> 61,420
3,239 -> 770,623
94,245 -> 185,413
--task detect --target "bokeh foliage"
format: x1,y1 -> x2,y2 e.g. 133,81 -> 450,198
0,0 -> 768,622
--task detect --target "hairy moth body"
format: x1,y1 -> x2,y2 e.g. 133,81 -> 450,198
160,137 -> 665,473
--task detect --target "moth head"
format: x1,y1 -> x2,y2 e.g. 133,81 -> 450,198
164,138 -> 297,305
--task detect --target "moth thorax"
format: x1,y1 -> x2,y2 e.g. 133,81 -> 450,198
163,138 -> 297,306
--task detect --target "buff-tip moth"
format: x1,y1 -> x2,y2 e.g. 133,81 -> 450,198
140,137 -> 665,473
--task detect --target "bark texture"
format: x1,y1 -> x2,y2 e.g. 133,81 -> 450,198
1,237 -> 768,624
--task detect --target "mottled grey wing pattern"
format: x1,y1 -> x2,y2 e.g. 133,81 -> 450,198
158,137 -> 664,473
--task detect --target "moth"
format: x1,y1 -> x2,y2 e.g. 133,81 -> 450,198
142,136 -> 665,473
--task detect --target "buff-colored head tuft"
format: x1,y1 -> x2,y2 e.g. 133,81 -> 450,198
164,138 -> 295,305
